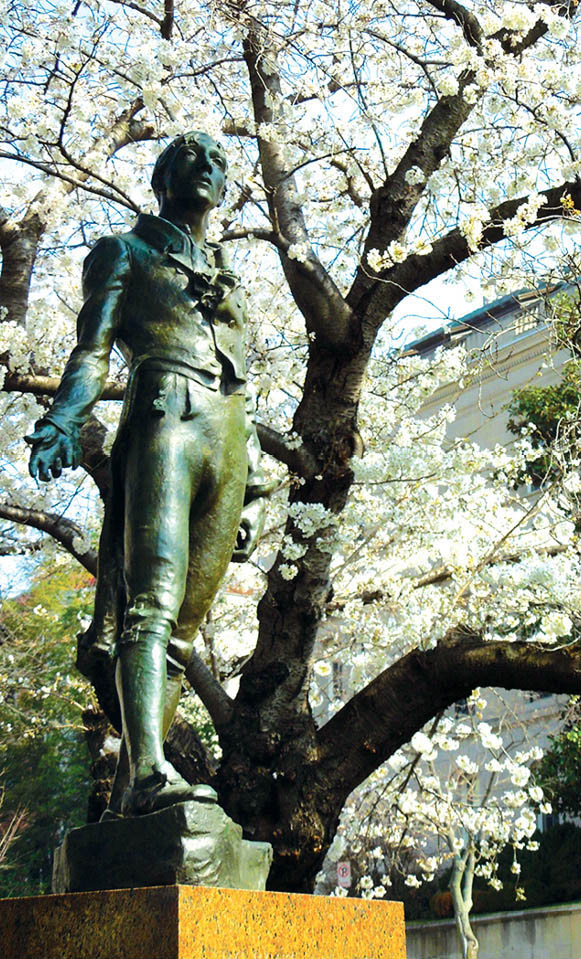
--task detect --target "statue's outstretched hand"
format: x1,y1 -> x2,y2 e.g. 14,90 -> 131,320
231,497 -> 266,563
26,421 -> 82,482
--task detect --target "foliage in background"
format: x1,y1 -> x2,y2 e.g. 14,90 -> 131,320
536,696 -> 581,820
0,789 -> 27,872
0,561 -> 94,895
508,293 -> 581,490
508,359 -> 581,487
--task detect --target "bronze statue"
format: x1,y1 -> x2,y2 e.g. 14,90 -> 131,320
27,132 -> 269,818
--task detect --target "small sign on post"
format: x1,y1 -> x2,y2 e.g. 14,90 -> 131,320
337,861 -> 351,889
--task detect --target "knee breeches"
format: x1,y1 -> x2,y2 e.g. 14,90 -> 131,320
117,369 -> 247,675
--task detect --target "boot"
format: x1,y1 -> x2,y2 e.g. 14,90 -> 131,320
103,666 -> 186,818
116,633 -> 197,816
116,631 -> 166,782
120,761 -> 199,815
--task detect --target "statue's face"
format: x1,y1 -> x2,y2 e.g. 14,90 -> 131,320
164,133 -> 227,210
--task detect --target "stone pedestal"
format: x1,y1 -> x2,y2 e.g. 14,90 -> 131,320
52,799 -> 272,893
0,885 -> 406,959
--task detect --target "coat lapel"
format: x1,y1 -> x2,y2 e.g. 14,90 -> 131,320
133,214 -> 240,310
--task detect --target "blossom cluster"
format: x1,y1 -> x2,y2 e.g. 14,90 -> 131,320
327,691 -> 551,904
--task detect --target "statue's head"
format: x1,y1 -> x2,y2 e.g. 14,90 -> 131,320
151,131 -> 228,211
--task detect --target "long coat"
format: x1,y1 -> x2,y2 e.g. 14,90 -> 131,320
40,214 -> 266,701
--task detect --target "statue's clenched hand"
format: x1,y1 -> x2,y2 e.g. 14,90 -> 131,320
231,497 -> 266,563
26,421 -> 82,482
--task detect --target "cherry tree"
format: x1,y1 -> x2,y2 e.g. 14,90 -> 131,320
335,690 -> 553,958
1,0 -> 581,894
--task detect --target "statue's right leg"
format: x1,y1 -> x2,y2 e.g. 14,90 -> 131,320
107,645 -> 183,815
113,371 -> 205,815
107,661 -> 190,817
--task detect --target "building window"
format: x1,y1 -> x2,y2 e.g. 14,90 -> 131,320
539,812 -> 560,833
333,661 -> 346,699
527,690 -> 552,703
513,299 -> 543,337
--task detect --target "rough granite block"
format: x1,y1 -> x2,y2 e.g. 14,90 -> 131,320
0,885 -> 407,959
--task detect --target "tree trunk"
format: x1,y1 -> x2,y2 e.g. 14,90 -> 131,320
450,851 -> 479,959
82,707 -> 119,823
215,339 -> 369,891
0,214 -> 44,327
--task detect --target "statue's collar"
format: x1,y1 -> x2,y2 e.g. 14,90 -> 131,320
133,213 -> 222,282
133,213 -> 219,259
132,213 -> 238,302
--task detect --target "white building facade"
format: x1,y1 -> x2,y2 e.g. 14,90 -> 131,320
403,284 -> 574,817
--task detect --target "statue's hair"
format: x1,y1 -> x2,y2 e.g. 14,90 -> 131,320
151,131 -> 228,203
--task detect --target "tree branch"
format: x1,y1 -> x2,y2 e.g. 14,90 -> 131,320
161,0 -> 174,39
412,543 -> 568,590
254,423 -> 318,477
0,211 -> 44,327
364,178 -> 581,325
317,626 -> 581,801
242,29 -> 354,348
79,415 -> 113,499
0,501 -> 97,574
347,74 -> 477,314
0,152 -> 141,212
164,713 -> 218,785
2,371 -> 125,401
0,97 -> 155,326
424,0 -> 484,48
101,0 -> 163,28
326,542 -> 569,613
184,650 -> 234,729
330,158 -> 367,209
221,227 -> 290,250
347,0 -> 579,317
491,2 -> 578,57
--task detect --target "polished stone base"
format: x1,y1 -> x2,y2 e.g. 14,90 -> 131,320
0,885 -> 407,959
52,800 -> 272,893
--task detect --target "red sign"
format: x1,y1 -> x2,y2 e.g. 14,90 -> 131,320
337,861 -> 351,888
